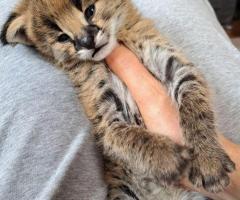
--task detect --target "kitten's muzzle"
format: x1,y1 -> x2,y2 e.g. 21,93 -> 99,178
75,25 -> 100,50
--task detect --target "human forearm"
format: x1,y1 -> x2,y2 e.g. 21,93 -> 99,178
106,44 -> 240,199
106,44 -> 184,145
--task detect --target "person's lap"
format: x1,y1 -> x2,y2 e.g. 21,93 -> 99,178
0,0 -> 239,200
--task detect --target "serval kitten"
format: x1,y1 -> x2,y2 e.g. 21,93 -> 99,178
1,0 -> 235,199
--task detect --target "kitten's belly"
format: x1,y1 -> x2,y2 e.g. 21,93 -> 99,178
110,72 -> 144,126
109,73 -> 206,200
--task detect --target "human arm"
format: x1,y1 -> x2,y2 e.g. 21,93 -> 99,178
106,44 -> 240,200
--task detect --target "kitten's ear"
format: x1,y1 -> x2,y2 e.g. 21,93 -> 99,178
0,12 -> 32,45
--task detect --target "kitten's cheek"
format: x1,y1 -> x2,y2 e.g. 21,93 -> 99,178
52,48 -> 65,62
95,30 -> 108,47
93,38 -> 118,61
52,44 -> 75,62
77,49 -> 94,60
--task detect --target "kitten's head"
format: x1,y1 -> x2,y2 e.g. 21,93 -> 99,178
1,0 -> 127,63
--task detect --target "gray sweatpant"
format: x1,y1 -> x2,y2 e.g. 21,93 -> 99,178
0,0 -> 240,200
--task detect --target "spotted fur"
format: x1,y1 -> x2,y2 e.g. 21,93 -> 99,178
1,0 -> 235,199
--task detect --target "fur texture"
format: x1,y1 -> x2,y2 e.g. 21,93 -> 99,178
1,0 -> 235,199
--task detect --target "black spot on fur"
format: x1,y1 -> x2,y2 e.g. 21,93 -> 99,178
115,3 -> 122,10
94,115 -> 103,124
126,20 -> 138,30
197,111 -> 214,122
134,114 -> 141,125
142,135 -> 150,145
0,13 -> 18,45
125,104 -> 130,118
124,103 -> 131,122
102,12 -> 111,21
72,0 -> 82,11
145,35 -> 155,40
98,80 -> 106,88
187,62 -> 195,67
112,175 -> 121,180
168,47 -> 175,52
189,165 -> 202,185
165,56 -> 175,82
80,68 -> 95,85
197,132 -> 208,141
42,17 -> 62,32
100,89 -> 123,112
202,174 -> 227,190
94,133 -> 102,143
159,172 -> 179,184
119,185 -> 139,200
109,118 -> 121,126
74,83 -> 82,89
174,74 -> 197,100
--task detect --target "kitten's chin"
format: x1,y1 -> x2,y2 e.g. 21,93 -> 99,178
92,38 -> 118,61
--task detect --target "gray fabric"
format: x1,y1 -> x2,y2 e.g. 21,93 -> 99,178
0,0 -> 240,200
0,3 -> 107,200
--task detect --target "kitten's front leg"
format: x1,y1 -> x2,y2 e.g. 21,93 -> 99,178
157,53 -> 235,193
97,121 -> 191,187
172,70 -> 236,192
121,22 -> 235,192
69,61 -> 191,187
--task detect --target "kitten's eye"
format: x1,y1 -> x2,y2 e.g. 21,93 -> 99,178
57,34 -> 70,43
85,4 -> 95,20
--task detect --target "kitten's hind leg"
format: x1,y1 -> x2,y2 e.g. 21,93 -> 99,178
105,159 -> 141,200
105,159 -> 206,200
107,184 -> 139,200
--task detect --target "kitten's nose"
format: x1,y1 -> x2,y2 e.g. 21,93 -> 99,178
75,35 -> 95,50
86,25 -> 100,37
75,25 -> 100,50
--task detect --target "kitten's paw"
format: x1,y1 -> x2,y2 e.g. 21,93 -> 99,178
156,144 -> 193,187
189,149 -> 235,193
